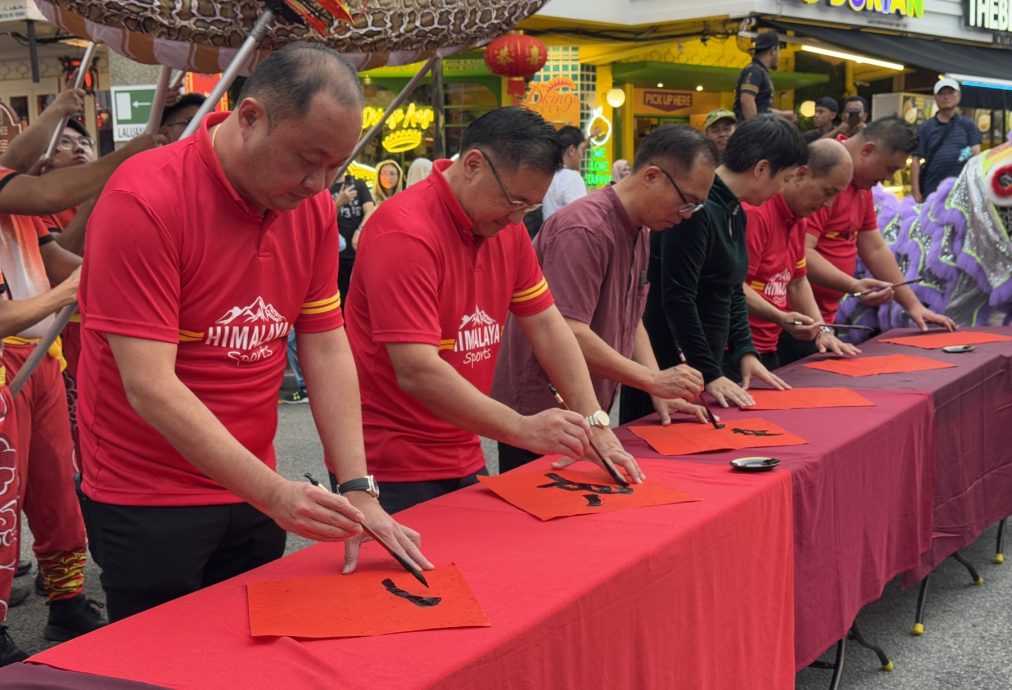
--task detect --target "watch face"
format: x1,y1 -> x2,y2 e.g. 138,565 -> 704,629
589,410 -> 610,428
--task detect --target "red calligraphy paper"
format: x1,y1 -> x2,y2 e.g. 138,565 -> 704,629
742,387 -> 875,410
803,354 -> 955,377
247,563 -> 489,638
478,462 -> 700,521
879,331 -> 1012,349
628,418 -> 807,456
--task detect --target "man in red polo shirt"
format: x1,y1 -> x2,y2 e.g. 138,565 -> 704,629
78,43 -> 429,622
744,139 -> 860,370
799,118 -> 954,363
347,107 -> 643,513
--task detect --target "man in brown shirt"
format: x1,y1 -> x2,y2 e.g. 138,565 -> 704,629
491,126 -> 717,472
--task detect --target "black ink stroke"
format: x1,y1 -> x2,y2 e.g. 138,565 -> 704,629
730,427 -> 783,437
381,578 -> 442,607
536,472 -> 634,496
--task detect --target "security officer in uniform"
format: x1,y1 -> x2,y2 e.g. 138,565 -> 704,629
734,31 -> 797,123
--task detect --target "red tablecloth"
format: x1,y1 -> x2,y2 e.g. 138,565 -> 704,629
779,327 -> 1012,584
26,460 -> 795,690
615,389 -> 935,669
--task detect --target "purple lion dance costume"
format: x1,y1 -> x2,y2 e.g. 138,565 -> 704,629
838,135 -> 1012,338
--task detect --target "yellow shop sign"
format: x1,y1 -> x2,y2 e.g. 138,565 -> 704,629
801,0 -> 925,19
363,103 -> 435,154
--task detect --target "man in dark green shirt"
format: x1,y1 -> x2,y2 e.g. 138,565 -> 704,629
626,115 -> 808,420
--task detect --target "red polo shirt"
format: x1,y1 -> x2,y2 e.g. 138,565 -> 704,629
744,194 -> 808,354
78,111 -> 343,506
346,159 -> 554,482
805,182 -> 878,323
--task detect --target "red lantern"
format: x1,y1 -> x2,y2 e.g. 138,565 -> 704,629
484,31 -> 547,104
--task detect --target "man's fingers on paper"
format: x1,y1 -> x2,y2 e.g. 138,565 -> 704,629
393,523 -> 434,570
611,452 -> 644,483
652,396 -> 672,425
342,537 -> 362,574
550,455 -> 576,469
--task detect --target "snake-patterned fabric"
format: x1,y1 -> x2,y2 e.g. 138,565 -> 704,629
36,0 -> 548,73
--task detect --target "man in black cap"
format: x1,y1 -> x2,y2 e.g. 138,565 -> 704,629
803,97 -> 839,142
733,32 -> 797,123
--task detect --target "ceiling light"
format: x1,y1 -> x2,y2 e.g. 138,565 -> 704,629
800,44 -> 904,71
606,87 -> 626,108
656,82 -> 664,88
695,84 -> 704,91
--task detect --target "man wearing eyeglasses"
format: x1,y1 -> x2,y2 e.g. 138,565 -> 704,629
491,125 -> 715,472
158,94 -> 206,144
627,115 -> 807,417
346,107 -> 644,512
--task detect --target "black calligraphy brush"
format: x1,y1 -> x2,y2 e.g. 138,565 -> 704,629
677,351 -> 723,429
547,384 -> 629,487
305,473 -> 429,588
851,277 -> 923,296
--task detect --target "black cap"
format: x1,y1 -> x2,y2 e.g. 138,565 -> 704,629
815,96 -> 839,113
755,32 -> 782,53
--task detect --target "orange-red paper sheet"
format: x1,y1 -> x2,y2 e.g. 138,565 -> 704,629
628,417 -> 807,456
247,563 -> 489,638
879,331 -> 1012,349
803,354 -> 955,377
742,387 -> 875,410
477,464 -> 700,521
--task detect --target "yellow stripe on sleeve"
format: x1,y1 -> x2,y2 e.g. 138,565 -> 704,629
749,280 -> 766,291
301,292 -> 342,315
511,278 -> 549,303
795,258 -> 807,269
438,338 -> 456,351
178,329 -> 204,342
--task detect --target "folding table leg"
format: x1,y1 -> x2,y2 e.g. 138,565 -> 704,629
951,551 -> 984,585
848,622 -> 893,671
808,638 -> 847,690
913,576 -> 929,635
996,518 -> 1007,565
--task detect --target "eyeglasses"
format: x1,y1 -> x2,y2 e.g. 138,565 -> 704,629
475,148 -> 543,214
56,135 -> 96,150
654,165 -> 705,216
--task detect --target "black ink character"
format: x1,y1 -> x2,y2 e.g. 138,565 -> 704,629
538,469 -> 631,497
583,494 -> 603,507
730,428 -> 783,437
381,579 -> 441,607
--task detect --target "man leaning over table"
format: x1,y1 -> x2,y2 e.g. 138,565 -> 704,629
787,117 -> 956,364
491,125 -> 714,473
76,43 -> 430,623
744,139 -> 860,371
345,107 -> 644,514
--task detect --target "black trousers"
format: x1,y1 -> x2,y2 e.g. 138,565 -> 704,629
377,472 -> 483,514
777,330 -> 819,367
496,443 -> 540,474
82,496 -> 286,622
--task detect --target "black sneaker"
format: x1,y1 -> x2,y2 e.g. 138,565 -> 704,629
44,595 -> 107,642
14,561 -> 29,578
7,580 -> 30,608
280,388 -> 309,404
0,626 -> 27,667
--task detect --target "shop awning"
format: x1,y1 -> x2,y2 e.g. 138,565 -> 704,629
767,20 -> 1012,109
612,61 -> 828,92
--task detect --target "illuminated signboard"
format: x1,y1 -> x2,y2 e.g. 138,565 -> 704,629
964,0 -> 1012,33
523,77 -> 581,126
800,0 -> 925,18
642,91 -> 693,112
363,103 -> 434,153
584,145 -> 611,188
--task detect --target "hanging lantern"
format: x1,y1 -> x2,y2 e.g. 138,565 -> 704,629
484,31 -> 547,104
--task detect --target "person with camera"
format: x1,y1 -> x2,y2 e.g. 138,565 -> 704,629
910,78 -> 981,203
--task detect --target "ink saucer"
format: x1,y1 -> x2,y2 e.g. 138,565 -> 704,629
730,456 -> 780,472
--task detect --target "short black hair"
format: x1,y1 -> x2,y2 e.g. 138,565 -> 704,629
842,95 -> 868,113
459,107 -> 562,176
722,114 -> 808,175
557,125 -> 585,151
64,118 -> 89,138
632,124 -> 718,174
860,116 -> 918,154
238,42 -> 363,126
160,93 -> 205,127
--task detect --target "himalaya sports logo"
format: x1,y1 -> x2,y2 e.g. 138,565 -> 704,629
205,297 -> 290,364
455,306 -> 502,367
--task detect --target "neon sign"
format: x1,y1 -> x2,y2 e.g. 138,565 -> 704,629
584,145 -> 612,189
363,103 -> 435,154
801,0 -> 925,18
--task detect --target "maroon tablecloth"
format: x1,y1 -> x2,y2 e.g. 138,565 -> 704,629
779,326 -> 1012,583
616,389 -> 935,669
